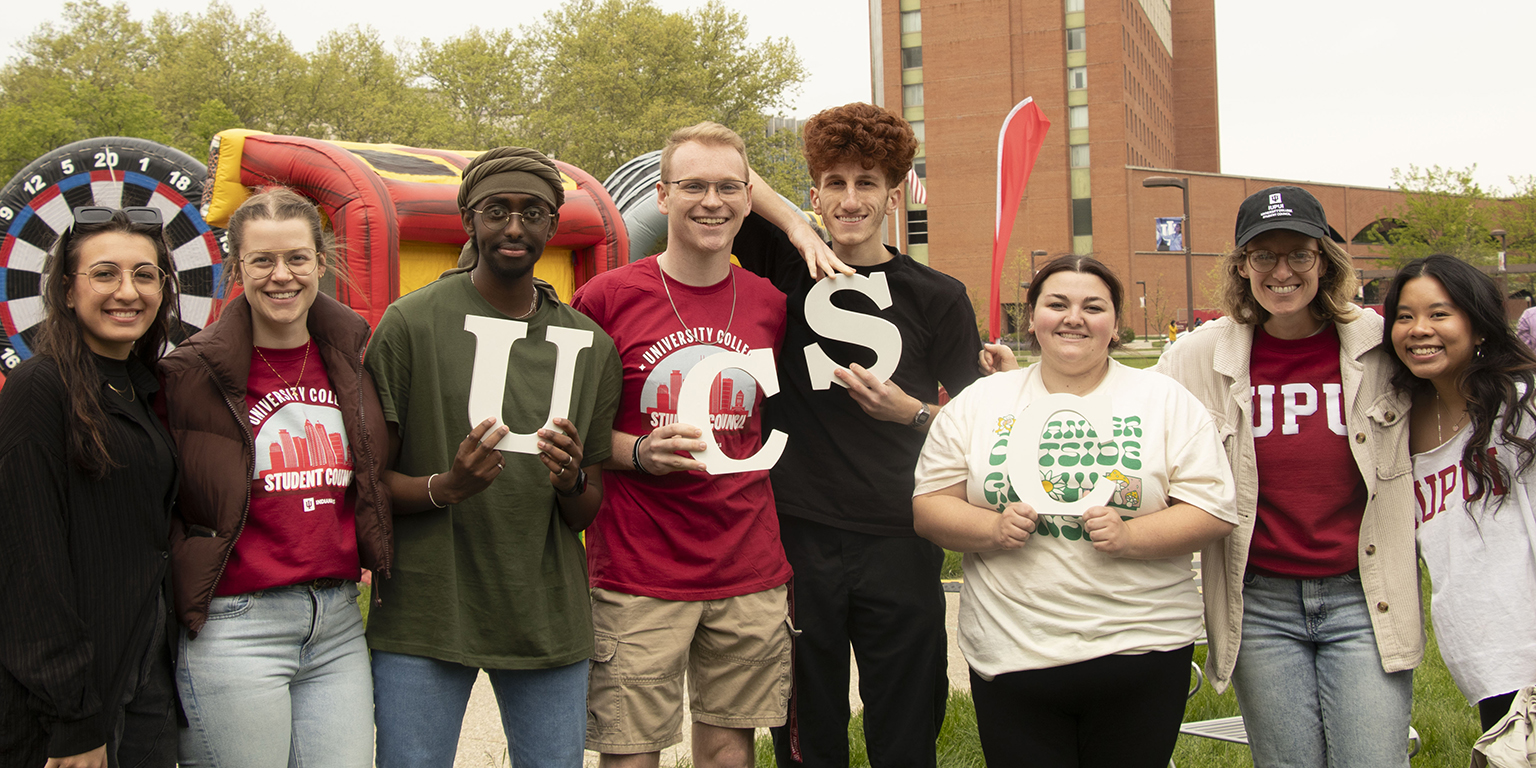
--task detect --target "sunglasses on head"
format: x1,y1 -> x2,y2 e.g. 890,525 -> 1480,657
71,206 -> 164,228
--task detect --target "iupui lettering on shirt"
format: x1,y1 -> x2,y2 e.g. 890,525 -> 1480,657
1415,445 -> 1506,525
1411,429 -> 1536,704
218,341 -> 360,595
1247,326 -> 1366,578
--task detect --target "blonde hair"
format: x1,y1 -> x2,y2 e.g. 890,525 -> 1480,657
1216,237 -> 1359,325
224,187 -> 353,294
659,122 -> 749,181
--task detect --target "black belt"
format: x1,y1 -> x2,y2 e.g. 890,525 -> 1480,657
291,577 -> 351,590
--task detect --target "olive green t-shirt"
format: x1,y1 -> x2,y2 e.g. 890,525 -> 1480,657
364,274 -> 621,669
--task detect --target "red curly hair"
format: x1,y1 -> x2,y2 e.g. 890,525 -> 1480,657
802,103 -> 917,188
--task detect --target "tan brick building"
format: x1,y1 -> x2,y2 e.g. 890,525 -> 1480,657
869,0 -> 1403,336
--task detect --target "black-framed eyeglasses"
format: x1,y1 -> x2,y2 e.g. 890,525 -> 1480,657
663,179 -> 749,200
470,204 -> 554,231
76,264 -> 169,295
73,206 -> 164,228
241,249 -> 320,279
1245,248 -> 1319,274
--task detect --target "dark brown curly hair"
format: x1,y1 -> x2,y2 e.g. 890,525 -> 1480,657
802,103 -> 917,188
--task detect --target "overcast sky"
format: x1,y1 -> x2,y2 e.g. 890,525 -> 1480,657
4,0 -> 1532,193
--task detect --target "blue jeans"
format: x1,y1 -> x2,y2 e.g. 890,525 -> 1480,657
1232,571 -> 1413,768
176,582 -> 373,768
372,650 -> 587,768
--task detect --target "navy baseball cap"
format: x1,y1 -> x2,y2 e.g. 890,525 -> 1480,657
1235,186 -> 1345,246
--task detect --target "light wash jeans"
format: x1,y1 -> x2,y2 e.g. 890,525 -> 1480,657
1232,570 -> 1413,768
371,650 -> 587,768
176,582 -> 373,768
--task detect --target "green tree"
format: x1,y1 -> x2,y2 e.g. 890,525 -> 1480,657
0,0 -> 168,176
748,124 -> 811,208
0,0 -> 808,184
1373,165 -> 1496,267
145,3 -> 307,155
523,0 -> 804,181
413,28 -> 535,150
300,26 -> 440,145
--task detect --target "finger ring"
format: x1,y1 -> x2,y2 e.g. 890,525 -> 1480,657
556,465 -> 567,476
497,459 -> 505,469
561,457 -> 573,469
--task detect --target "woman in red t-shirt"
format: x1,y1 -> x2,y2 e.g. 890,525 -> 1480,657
158,189 -> 392,766
1155,186 -> 1420,767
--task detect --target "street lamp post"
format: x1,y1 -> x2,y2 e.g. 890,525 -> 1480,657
1494,228 -> 1509,272
1135,280 -> 1148,339
1142,176 -> 1193,329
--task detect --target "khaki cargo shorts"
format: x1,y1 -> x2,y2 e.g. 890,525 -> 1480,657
585,585 -> 793,754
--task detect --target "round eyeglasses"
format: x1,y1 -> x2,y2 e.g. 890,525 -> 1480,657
470,204 -> 554,231
77,264 -> 169,295
1245,249 -> 1319,274
242,250 -> 319,279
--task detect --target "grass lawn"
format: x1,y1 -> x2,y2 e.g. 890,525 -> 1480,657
748,571 -> 1481,768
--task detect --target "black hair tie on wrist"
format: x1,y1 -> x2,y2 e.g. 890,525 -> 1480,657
632,434 -> 656,475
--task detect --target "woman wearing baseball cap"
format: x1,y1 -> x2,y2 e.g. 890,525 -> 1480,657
1154,186 -> 1421,766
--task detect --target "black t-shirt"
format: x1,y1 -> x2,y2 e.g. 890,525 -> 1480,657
734,213 -> 982,536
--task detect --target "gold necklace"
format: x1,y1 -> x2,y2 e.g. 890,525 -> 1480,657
105,380 -> 135,402
256,341 -> 310,390
470,272 -> 539,319
659,259 -> 735,335
1436,390 -> 1469,445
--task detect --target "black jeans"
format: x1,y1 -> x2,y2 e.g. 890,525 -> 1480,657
771,515 -> 948,768
969,645 -> 1194,768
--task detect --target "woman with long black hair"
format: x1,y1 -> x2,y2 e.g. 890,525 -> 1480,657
0,207 -> 181,767
1383,254 -> 1536,735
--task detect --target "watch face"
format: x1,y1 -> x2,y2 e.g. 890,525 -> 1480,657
914,403 -> 931,426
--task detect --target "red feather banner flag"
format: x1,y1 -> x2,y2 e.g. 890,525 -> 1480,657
989,98 -> 1050,340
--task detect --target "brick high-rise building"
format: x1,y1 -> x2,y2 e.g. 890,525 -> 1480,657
869,0 -> 1402,335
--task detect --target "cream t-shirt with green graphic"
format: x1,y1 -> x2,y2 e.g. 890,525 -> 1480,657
914,359 -> 1236,678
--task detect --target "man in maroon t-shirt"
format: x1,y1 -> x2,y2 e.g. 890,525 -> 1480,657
572,123 -> 791,768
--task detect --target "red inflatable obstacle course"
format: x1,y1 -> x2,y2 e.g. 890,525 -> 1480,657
203,130 -> 628,325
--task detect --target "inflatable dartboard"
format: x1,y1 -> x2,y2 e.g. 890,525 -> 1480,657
0,137 -> 226,382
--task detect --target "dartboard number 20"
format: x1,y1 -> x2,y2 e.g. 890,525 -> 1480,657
0,137 -> 227,386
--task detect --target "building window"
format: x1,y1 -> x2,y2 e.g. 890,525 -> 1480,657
1069,144 -> 1090,167
1072,198 -> 1093,237
1066,28 -> 1086,51
913,157 -> 926,178
1069,105 -> 1088,129
902,46 -> 923,69
903,83 -> 924,107
910,120 -> 925,144
1068,66 -> 1087,90
907,209 -> 928,246
1065,0 -> 1085,11
900,10 -> 922,34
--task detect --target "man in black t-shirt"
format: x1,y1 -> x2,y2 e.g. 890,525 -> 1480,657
736,102 -> 982,768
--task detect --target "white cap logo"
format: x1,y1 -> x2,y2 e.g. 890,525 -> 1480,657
1269,193 -> 1283,205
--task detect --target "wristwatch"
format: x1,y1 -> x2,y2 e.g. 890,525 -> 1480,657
910,401 -> 932,429
556,467 -> 588,498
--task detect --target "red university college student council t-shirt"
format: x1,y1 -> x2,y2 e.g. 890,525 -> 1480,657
217,341 -> 360,595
